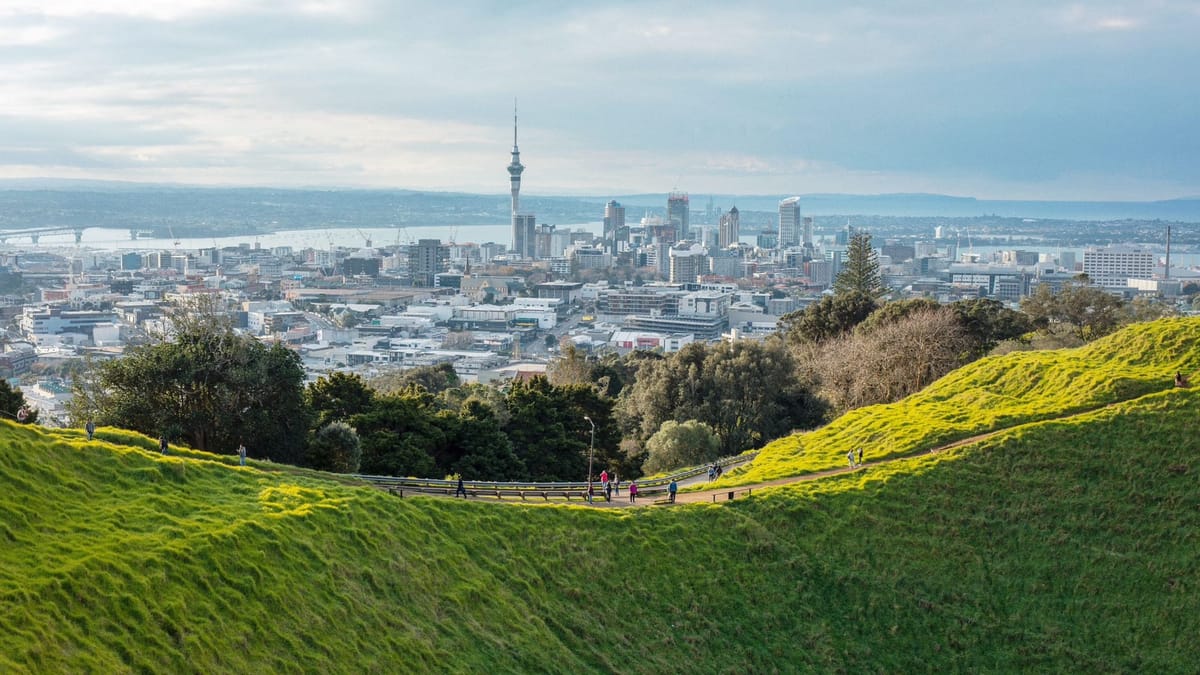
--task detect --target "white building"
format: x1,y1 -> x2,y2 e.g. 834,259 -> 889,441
1082,246 -> 1155,288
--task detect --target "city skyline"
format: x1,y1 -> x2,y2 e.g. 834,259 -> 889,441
1,2 -> 1198,201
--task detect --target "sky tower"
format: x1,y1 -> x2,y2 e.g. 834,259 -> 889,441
507,101 -> 524,216
507,102 -> 535,258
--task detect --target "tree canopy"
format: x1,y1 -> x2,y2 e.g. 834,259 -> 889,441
69,312 -> 311,462
619,340 -> 824,456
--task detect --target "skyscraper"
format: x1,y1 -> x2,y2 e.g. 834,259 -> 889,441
603,200 -> 625,252
718,206 -> 740,249
667,191 -> 689,243
410,239 -> 448,287
779,197 -> 801,248
512,214 -> 536,259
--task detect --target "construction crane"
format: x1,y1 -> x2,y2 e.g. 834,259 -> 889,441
168,225 -> 180,250
447,225 -> 459,246
356,228 -> 372,248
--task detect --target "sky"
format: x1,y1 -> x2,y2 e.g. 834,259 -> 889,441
1,1 -> 1198,200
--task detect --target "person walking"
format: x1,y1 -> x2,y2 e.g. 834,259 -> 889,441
159,435 -> 168,455
614,473 -> 620,496
237,442 -> 247,466
857,447 -> 864,467
847,449 -> 856,468
668,480 -> 678,504
455,477 -> 468,498
599,469 -> 609,492
604,481 -> 613,502
85,419 -> 96,441
628,481 -> 638,504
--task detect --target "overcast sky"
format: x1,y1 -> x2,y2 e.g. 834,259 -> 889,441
2,1 -> 1198,200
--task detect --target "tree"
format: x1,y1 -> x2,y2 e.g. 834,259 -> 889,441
444,400 -> 525,480
306,372 -> 374,429
351,388 -> 442,478
812,308 -> 971,413
642,420 -> 721,474
833,231 -> 886,297
306,422 -> 363,473
372,362 -> 460,396
619,340 -> 824,456
502,377 -> 591,481
546,342 -> 592,386
950,298 -> 1033,356
779,291 -> 877,345
69,312 -> 311,463
1021,280 -> 1128,341
0,380 -> 36,424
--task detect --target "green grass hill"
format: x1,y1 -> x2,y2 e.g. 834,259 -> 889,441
3,319 -> 1200,672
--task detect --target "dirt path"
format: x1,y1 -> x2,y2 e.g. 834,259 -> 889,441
668,426 -> 1004,505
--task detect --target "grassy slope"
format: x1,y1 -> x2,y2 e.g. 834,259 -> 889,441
1,321 -> 1199,672
719,316 -> 1200,486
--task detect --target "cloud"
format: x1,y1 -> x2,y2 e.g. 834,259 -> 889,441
0,1 -> 1195,200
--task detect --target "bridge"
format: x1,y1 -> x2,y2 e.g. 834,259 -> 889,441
0,225 -> 86,245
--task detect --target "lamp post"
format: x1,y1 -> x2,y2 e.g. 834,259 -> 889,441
583,415 -> 595,503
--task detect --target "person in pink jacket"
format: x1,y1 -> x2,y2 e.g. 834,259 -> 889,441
628,481 -> 638,504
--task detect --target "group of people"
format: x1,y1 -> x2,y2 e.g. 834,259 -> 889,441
706,463 -> 724,481
847,447 -> 865,469
595,470 -> 623,503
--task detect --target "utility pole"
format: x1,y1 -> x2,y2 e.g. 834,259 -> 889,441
584,415 -> 595,503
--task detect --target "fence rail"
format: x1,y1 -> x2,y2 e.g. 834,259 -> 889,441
351,451 -> 758,499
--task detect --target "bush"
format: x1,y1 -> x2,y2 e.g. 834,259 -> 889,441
306,422 -> 363,473
642,420 -> 720,474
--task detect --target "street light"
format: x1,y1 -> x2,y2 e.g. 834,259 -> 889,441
583,415 -> 595,503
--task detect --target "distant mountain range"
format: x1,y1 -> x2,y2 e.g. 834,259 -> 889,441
0,178 -> 1196,225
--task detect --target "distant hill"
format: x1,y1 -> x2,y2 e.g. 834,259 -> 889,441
2,318 -> 1199,671
0,180 -> 1196,234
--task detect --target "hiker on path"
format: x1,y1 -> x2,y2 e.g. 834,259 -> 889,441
85,419 -> 95,441
237,442 -> 247,466
159,435 -> 168,455
668,480 -> 678,503
857,447 -> 864,466
708,464 -> 716,480
614,474 -> 620,495
628,481 -> 638,504
604,481 -> 613,502
847,449 -> 856,468
599,469 -> 609,490
455,477 -> 467,498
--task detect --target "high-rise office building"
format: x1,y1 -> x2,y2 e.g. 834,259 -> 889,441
718,206 -> 740,249
667,191 -> 689,243
410,239 -> 448,287
512,214 -> 536,259
1082,246 -> 1154,288
603,200 -> 625,252
779,197 -> 801,248
669,242 -> 708,284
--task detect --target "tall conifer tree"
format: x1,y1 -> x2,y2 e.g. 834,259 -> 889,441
833,231 -> 886,297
